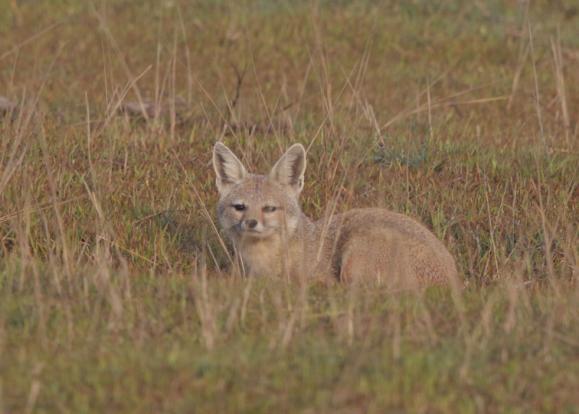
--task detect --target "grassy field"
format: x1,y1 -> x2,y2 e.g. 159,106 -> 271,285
1,0 -> 578,412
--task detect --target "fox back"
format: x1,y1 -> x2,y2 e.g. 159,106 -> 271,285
213,142 -> 459,287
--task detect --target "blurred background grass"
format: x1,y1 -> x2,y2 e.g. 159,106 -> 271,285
0,1 -> 577,412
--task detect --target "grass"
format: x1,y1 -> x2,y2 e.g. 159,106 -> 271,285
0,0 -> 578,412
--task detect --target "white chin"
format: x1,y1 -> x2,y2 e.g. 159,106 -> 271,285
241,230 -> 273,240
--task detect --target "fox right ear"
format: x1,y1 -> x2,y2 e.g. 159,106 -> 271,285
213,142 -> 247,195
269,143 -> 306,196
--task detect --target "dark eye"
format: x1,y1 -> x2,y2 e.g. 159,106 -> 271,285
263,206 -> 277,213
233,204 -> 246,211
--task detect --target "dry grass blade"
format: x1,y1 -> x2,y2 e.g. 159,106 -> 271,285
550,31 -> 571,146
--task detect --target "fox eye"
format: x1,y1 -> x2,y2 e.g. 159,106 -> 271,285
263,206 -> 277,213
232,203 -> 246,211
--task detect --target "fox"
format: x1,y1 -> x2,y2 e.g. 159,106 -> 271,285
213,142 -> 459,288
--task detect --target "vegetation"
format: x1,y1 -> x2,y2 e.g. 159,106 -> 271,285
0,0 -> 577,412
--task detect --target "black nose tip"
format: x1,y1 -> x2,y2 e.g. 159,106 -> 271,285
246,219 -> 258,229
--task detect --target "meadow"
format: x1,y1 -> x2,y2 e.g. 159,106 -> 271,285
0,0 -> 578,412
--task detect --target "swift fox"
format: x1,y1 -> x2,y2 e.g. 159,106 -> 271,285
213,142 -> 458,287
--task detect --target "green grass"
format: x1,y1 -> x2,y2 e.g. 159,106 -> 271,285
2,269 -> 578,413
1,0 -> 578,412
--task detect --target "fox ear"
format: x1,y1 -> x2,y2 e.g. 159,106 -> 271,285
269,143 -> 306,195
213,142 -> 247,195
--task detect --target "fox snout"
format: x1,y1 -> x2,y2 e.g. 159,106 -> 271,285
240,218 -> 263,233
244,219 -> 258,229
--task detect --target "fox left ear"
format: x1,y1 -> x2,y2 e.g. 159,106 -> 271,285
269,143 -> 306,195
213,142 -> 248,196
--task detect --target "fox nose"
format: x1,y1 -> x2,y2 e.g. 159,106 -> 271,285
245,219 -> 258,229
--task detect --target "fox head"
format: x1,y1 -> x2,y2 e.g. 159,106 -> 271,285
212,142 -> 306,243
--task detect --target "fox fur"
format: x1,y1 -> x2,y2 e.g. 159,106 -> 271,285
213,142 -> 458,287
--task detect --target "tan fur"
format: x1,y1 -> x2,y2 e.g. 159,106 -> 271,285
213,143 -> 459,288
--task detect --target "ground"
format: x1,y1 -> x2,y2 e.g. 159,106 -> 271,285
0,1 -> 578,413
